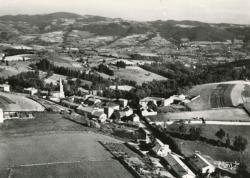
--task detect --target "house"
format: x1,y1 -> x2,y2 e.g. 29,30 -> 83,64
103,102 -> 120,118
76,105 -> 106,122
163,95 -> 186,106
139,97 -> 165,108
0,84 -> 10,92
0,108 -> 3,123
141,108 -> 157,117
129,114 -> 140,123
84,97 -> 102,106
61,100 -> 80,109
92,110 -> 107,123
24,87 -> 38,95
188,153 -> 215,174
77,87 -> 89,95
0,53 -> 5,60
121,107 -> 133,117
135,128 -> 152,144
152,139 -> 171,157
163,153 -> 196,178
118,98 -> 128,108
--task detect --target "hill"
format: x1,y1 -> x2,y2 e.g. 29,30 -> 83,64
186,81 -> 250,111
1,12 -> 250,46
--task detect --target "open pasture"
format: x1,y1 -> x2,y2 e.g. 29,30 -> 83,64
186,81 -> 250,110
0,132 -> 133,178
0,92 -> 44,112
172,124 -> 250,171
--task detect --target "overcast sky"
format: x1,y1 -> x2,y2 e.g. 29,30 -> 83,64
0,0 -> 250,24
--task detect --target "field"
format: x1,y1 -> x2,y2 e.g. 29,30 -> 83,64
0,92 -> 45,112
40,31 -> 64,43
44,74 -> 68,85
0,113 -> 134,178
99,66 -> 167,85
4,54 -> 32,61
148,108 -> 250,122
50,55 -> 83,70
186,81 -> 250,110
171,124 -> 250,171
0,61 -> 33,78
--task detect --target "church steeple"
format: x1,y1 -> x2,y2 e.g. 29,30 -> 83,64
59,78 -> 65,98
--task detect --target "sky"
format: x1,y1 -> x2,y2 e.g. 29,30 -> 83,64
0,0 -> 250,24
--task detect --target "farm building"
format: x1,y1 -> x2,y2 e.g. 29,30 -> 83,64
0,92 -> 44,123
187,153 -> 215,174
163,153 -> 195,178
0,84 -> 10,92
152,139 -> 171,157
76,105 -> 106,122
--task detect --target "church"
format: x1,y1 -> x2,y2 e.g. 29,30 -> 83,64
49,78 -> 65,102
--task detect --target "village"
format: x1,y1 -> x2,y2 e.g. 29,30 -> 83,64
0,8 -> 250,178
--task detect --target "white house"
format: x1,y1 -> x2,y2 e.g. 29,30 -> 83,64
0,84 -> 10,92
0,53 -> 4,60
118,98 -> 128,108
141,108 -> 157,117
152,139 -> 171,157
24,87 -> 38,95
0,108 -> 3,123
188,153 -> 215,174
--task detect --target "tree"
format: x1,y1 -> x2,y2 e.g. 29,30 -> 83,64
236,162 -> 248,178
147,101 -> 157,111
178,123 -> 187,136
189,127 -> 202,140
215,129 -> 226,142
225,134 -> 231,147
233,136 -> 248,152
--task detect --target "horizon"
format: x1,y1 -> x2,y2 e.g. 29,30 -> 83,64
0,0 -> 250,25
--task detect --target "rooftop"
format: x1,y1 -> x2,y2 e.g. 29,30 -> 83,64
140,97 -> 165,102
164,153 -> 195,177
188,153 -> 213,172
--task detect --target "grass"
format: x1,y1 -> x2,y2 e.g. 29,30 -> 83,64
169,124 -> 250,171
0,60 -> 33,78
10,160 -> 133,178
50,55 -> 83,70
150,108 -> 250,122
186,82 -> 250,110
0,92 -> 45,112
99,66 -> 167,85
0,113 -> 134,178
